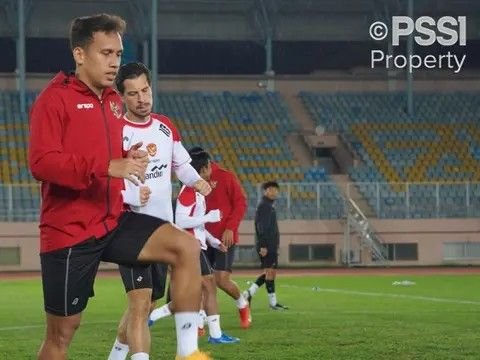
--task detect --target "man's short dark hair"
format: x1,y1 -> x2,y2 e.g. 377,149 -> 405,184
69,13 -> 126,50
189,146 -> 210,158
115,62 -> 151,94
189,147 -> 210,173
262,181 -> 279,191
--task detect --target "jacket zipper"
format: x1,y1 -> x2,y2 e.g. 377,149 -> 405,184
100,99 -> 112,232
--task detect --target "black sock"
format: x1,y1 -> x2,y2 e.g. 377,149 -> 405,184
265,279 -> 275,294
255,274 -> 266,287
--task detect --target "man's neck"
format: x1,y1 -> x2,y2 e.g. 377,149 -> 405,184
125,111 -> 150,124
75,71 -> 103,98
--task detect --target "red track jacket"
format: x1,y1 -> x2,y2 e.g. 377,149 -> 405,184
29,72 -> 125,253
205,162 -> 247,244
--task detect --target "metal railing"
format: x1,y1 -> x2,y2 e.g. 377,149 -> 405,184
347,181 -> 480,219
1,181 -> 480,221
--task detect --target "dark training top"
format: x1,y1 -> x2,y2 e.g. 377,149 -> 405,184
254,196 -> 279,251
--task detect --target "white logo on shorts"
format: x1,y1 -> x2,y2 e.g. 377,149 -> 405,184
72,297 -> 79,305
136,276 -> 143,282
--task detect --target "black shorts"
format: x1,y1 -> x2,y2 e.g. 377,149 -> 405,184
260,248 -> 278,269
40,212 -> 168,316
206,244 -> 236,273
200,249 -> 213,276
119,262 -> 168,301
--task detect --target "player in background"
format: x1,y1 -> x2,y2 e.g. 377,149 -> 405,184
243,181 -> 288,310
149,148 -> 241,344
107,62 -> 210,360
191,147 -> 251,329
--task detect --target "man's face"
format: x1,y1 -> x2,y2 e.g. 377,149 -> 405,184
200,161 -> 212,181
121,74 -> 153,119
74,31 -> 123,89
265,186 -> 279,200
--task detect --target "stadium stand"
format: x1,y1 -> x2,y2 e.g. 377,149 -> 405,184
159,91 -> 344,220
299,91 -> 480,218
0,90 -> 345,221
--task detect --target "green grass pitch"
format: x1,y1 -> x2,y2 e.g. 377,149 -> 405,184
0,273 -> 479,359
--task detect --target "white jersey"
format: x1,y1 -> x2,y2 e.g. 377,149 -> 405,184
122,113 -> 191,222
176,185 -> 208,249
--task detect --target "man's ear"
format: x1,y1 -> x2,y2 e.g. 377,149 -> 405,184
72,46 -> 85,66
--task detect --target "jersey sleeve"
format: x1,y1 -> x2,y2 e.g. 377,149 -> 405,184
177,186 -> 196,207
158,115 -> 181,141
158,115 -> 190,168
223,171 -> 248,232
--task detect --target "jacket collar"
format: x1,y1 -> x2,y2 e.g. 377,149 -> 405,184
52,71 -> 117,100
262,195 -> 274,204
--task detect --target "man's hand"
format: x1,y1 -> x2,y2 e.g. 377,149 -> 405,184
193,179 -> 212,196
222,229 -> 234,248
108,158 -> 148,185
139,186 -> 151,206
259,247 -> 268,257
217,242 -> 228,253
127,142 -> 148,161
208,237 -> 227,252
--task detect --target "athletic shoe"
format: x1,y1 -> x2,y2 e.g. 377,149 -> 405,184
175,350 -> 211,360
147,318 -> 154,327
242,290 -> 252,306
198,327 -> 206,337
208,333 -> 240,344
242,290 -> 253,322
270,303 -> 289,310
238,305 -> 251,329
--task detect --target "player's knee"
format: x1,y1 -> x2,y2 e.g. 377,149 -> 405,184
214,272 -> 229,288
128,295 -> 152,318
202,275 -> 216,293
177,233 -> 200,261
265,268 -> 275,278
47,317 -> 80,348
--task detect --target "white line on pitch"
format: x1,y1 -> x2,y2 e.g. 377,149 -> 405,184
0,320 -> 117,332
281,284 -> 480,306
0,311 -> 309,332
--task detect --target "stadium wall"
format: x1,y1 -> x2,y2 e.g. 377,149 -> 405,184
1,74 -> 480,94
1,219 -> 479,271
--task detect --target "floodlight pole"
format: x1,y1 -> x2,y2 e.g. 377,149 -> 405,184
151,0 -> 158,112
406,0 -> 414,117
17,0 -> 26,119
258,0 -> 276,91
127,0 -> 150,67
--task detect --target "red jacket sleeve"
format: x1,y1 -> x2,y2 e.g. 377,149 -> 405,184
28,93 -> 109,190
224,171 -> 247,232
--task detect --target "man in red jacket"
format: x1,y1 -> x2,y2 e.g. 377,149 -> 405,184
29,14 -> 210,360
189,147 -> 251,329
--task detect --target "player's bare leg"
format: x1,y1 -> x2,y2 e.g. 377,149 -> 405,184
214,271 -> 250,328
138,224 -> 206,358
203,275 -> 240,344
38,313 -> 81,360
